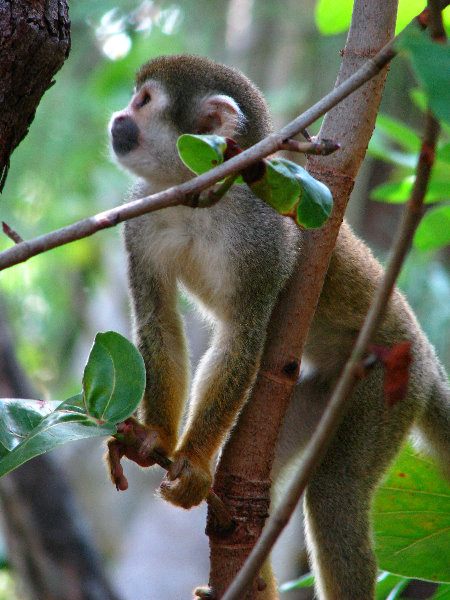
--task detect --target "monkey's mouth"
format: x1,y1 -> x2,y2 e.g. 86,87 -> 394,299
111,115 -> 140,155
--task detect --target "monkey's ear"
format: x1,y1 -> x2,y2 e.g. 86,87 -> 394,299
196,95 -> 246,137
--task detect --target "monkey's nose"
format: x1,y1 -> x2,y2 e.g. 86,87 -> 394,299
111,115 -> 140,155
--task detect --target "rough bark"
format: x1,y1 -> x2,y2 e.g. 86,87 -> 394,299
0,0 -> 70,191
208,1 -> 399,598
0,3 -> 120,598
0,311 -> 121,600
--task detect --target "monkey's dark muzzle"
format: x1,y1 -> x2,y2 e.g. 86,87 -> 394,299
111,115 -> 139,155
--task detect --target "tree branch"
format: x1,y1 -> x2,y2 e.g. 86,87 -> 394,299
208,1 -> 448,598
213,1 -> 446,596
0,3 -> 442,272
219,108 -> 441,600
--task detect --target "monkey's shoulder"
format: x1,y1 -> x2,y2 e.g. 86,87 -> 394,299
123,183 -> 300,313
124,182 -> 299,267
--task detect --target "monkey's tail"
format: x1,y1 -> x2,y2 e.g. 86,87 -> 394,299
416,363 -> 450,481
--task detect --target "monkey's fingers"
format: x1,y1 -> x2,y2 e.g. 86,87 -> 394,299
160,456 -> 212,509
106,433 -> 155,491
116,417 -> 171,465
106,439 -> 129,491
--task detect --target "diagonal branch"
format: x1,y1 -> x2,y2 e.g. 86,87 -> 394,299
209,1 -> 447,599
0,3 -> 444,272
219,108 -> 441,600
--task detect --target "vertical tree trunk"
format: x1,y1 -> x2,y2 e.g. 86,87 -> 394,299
0,3 -> 121,597
0,311 -> 122,600
208,1 -> 399,598
0,0 -> 70,190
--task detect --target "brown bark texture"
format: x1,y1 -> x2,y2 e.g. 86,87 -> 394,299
0,310 -> 121,600
208,1 -> 399,598
0,4 -> 120,598
0,0 -> 70,191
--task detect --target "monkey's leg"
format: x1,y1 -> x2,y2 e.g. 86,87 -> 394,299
303,369 -> 416,600
128,258 -> 189,458
161,317 -> 268,508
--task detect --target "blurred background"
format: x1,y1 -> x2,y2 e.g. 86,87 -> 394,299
0,1 -> 448,598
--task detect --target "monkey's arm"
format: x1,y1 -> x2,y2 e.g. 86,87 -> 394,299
161,311 -> 269,509
126,248 -> 189,459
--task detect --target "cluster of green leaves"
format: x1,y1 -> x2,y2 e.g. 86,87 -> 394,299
281,447 -> 450,598
369,105 -> 450,251
281,570 -> 449,599
316,2 -> 450,252
0,332 -> 145,478
177,134 -> 333,229
367,24 -> 450,252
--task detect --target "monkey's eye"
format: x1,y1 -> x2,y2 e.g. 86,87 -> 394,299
136,92 -> 151,108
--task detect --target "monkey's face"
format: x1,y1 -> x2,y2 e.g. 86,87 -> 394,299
109,81 -> 192,187
110,72 -> 250,189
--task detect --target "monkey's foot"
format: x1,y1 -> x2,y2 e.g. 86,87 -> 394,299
160,453 -> 212,509
106,418 -> 172,491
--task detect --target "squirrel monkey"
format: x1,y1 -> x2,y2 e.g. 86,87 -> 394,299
109,55 -> 450,600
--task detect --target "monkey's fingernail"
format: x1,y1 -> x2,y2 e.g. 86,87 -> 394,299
116,475 -> 128,491
256,577 -> 267,591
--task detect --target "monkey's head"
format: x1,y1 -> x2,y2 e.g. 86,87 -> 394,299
109,54 -> 271,186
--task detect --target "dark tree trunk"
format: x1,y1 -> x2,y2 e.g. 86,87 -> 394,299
0,0 -> 70,191
0,310 -> 122,600
0,3 -> 120,597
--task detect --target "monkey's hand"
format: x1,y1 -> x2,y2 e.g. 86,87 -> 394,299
159,451 -> 212,509
106,417 -> 172,491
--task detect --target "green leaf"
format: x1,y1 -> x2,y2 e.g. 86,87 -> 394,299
431,583 -> 450,599
0,331 -> 145,478
367,131 -> 417,169
248,159 -> 333,228
279,573 -> 315,591
374,447 -> 450,582
274,159 -> 333,228
375,572 -> 409,600
397,28 -> 450,124
314,0 -> 449,36
375,115 -> 421,153
177,133 -> 333,228
82,331 -> 145,423
248,159 -> 300,215
437,142 -> 450,164
0,394 -> 116,478
0,399 -> 62,452
414,204 -> 450,250
177,134 -> 228,175
372,178 -> 450,204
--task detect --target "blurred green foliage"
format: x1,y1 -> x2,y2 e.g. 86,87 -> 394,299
0,0 -> 448,406
315,0 -> 450,35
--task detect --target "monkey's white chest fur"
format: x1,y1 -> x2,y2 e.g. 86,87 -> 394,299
135,204 -> 237,318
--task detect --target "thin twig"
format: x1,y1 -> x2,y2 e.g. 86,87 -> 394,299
0,4 -> 445,272
185,173 -> 241,208
428,0 -> 447,39
2,222 -> 24,244
220,111 -> 441,600
279,138 -> 340,155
